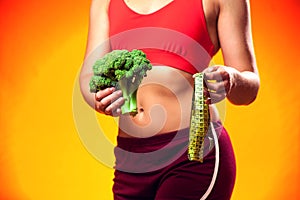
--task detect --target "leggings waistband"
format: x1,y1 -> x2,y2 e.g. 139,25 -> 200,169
116,121 -> 223,152
114,121 -> 224,173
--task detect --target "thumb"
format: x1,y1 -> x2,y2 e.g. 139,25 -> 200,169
202,65 -> 219,73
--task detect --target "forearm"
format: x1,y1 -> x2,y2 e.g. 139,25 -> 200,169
80,0 -> 111,109
79,50 -> 106,109
227,69 -> 260,105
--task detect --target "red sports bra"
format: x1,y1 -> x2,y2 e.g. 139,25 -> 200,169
108,0 -> 216,74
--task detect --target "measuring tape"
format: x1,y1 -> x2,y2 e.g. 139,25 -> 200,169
188,72 -> 210,162
188,72 -> 221,199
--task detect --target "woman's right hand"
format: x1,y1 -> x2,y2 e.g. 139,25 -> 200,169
94,87 -> 125,116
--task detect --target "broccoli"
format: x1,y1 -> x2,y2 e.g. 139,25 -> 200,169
89,49 -> 152,116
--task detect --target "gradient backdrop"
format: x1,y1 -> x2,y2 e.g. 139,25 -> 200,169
1,0 -> 300,199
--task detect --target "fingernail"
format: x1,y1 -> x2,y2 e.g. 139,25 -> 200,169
119,97 -> 125,104
96,92 -> 101,99
116,90 -> 122,95
105,108 -> 111,115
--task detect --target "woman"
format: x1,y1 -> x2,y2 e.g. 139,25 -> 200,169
80,0 -> 260,199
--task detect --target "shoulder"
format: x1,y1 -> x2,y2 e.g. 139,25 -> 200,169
217,0 -> 250,15
215,0 -> 251,35
217,0 -> 249,7
90,0 -> 111,13
203,0 -> 250,25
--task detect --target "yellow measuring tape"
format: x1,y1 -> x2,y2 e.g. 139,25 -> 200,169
188,73 -> 210,162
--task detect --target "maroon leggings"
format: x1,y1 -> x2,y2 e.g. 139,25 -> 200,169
113,122 -> 236,200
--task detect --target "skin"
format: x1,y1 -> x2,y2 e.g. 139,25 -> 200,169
79,0 -> 260,138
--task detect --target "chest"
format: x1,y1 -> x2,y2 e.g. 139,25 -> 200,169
124,0 -> 174,15
109,0 -> 206,40
108,0 -> 216,63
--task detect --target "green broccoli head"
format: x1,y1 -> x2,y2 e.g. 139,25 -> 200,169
89,49 -> 152,116
89,76 -> 117,93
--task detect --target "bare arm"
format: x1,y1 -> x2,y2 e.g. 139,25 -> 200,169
205,0 -> 260,105
79,0 -> 124,115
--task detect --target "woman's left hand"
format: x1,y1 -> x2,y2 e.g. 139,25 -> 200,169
201,66 -> 238,104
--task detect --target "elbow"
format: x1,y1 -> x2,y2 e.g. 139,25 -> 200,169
248,86 -> 260,105
228,92 -> 258,105
79,71 -> 87,97
227,96 -> 255,106
242,90 -> 259,105
78,69 -> 95,108
79,71 -> 86,92
228,82 -> 260,106
228,70 -> 260,105
245,75 -> 260,105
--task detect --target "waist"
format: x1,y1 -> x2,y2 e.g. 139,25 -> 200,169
118,66 -> 220,138
117,121 -> 223,150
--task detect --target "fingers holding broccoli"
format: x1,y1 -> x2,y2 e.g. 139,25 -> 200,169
89,49 -> 152,116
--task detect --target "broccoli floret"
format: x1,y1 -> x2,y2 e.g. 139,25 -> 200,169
89,49 -> 152,116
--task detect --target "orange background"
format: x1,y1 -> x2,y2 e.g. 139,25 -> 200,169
1,0 -> 300,199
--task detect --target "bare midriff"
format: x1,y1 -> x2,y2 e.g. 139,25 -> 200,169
118,66 -> 220,138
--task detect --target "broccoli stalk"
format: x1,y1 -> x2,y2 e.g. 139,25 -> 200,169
117,77 -> 138,115
89,49 -> 152,116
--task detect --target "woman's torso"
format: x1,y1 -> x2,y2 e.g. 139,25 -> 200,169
108,0 -> 220,137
